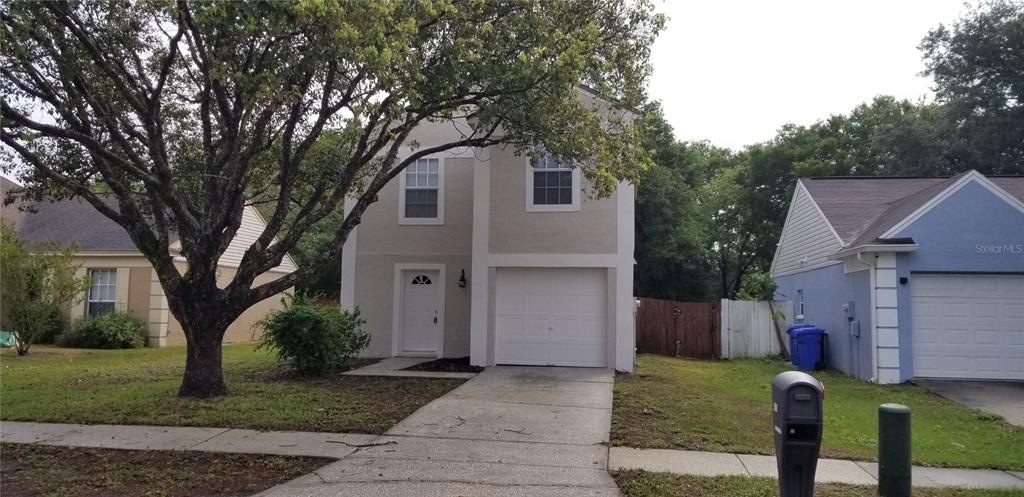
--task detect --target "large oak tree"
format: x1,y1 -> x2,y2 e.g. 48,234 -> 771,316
1,0 -> 661,397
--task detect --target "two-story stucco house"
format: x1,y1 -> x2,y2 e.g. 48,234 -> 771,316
771,171 -> 1024,384
340,120 -> 636,371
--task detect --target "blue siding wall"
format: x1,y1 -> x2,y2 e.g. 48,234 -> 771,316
893,181 -> 1024,380
774,262 -> 874,379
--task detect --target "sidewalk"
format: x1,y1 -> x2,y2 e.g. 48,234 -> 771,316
4,421 -> 1023,490
0,421 -> 380,459
609,447 -> 1024,489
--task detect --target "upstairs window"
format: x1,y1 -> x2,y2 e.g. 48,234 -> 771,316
399,158 -> 444,224
87,269 -> 117,317
526,150 -> 580,212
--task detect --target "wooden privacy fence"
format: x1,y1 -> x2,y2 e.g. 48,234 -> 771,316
634,298 -> 720,359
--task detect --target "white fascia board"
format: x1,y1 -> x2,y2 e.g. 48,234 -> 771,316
880,170 -> 1024,239
830,243 -> 919,260
770,260 -> 844,279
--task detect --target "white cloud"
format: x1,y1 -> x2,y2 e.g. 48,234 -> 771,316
648,0 -> 969,150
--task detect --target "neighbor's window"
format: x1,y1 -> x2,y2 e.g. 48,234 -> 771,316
401,158 -> 442,223
87,269 -> 117,317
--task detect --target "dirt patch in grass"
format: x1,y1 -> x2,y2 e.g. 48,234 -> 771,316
245,357 -> 382,382
403,357 -> 483,373
0,443 -> 329,497
612,470 -> 1024,497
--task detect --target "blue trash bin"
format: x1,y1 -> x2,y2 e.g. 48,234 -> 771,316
793,327 -> 825,371
786,324 -> 815,366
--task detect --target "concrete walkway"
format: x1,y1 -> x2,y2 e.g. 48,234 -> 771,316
0,421 -> 380,459
342,357 -> 478,379
609,447 -> 1024,489
258,366 -> 621,497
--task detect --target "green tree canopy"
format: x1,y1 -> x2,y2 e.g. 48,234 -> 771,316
1,0 -> 663,396
0,223 -> 90,355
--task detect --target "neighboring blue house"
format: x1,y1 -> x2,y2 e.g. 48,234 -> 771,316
771,171 -> 1024,384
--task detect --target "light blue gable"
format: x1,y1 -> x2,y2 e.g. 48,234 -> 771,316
894,179 -> 1024,381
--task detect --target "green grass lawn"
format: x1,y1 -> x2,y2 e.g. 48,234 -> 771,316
0,345 -> 463,433
612,355 -> 1024,470
614,470 -> 1024,497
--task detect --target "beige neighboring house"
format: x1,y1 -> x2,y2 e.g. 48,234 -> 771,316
341,114 -> 637,371
1,177 -> 297,347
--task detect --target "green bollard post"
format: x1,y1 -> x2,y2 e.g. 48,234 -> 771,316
878,403 -> 911,497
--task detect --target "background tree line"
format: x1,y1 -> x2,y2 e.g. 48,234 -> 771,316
634,0 -> 1024,302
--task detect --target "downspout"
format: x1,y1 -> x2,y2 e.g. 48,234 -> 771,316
856,252 -> 879,383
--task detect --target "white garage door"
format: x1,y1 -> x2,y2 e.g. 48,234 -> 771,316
495,268 -> 607,367
911,273 -> 1024,380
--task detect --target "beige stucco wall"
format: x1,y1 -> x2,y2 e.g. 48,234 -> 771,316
353,253 -> 472,358
63,253 -> 291,347
63,253 -> 153,326
488,145 -> 618,254
164,262 -> 291,346
126,267 -> 152,322
358,156 -> 473,256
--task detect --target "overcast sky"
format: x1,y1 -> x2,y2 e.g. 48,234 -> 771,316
647,0 -> 971,151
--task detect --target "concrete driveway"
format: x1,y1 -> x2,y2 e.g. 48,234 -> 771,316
257,366 -> 621,496
916,379 -> 1024,426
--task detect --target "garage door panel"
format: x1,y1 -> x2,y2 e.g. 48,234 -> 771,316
974,330 -> 1001,345
945,304 -> 971,318
1008,305 -> 1024,319
912,273 -> 1024,380
495,268 -> 608,368
524,318 -> 549,337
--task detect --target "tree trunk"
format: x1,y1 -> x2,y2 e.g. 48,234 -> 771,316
178,328 -> 228,398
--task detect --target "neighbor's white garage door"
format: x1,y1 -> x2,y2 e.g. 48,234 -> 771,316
911,273 -> 1024,380
495,268 -> 607,367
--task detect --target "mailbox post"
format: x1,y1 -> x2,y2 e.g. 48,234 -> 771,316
772,371 -> 825,497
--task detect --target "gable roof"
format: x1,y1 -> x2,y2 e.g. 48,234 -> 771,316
1,177 -> 162,252
2,177 -> 298,272
800,176 -> 950,244
799,172 -> 1024,251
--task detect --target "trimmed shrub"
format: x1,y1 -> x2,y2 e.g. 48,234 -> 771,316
59,311 -> 147,349
33,307 -> 66,344
257,293 -> 370,375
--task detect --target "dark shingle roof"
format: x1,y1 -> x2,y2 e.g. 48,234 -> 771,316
800,172 -> 1024,248
0,178 -> 171,252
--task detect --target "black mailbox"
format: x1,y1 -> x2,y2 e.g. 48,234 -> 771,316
772,371 -> 824,497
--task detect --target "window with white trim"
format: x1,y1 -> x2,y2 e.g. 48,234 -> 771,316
87,269 -> 117,317
399,158 -> 444,224
526,150 -> 580,212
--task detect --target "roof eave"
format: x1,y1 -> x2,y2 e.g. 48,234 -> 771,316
829,243 -> 919,260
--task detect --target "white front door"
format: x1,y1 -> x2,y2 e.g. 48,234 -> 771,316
911,273 -> 1024,380
400,270 -> 441,356
494,267 -> 608,367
